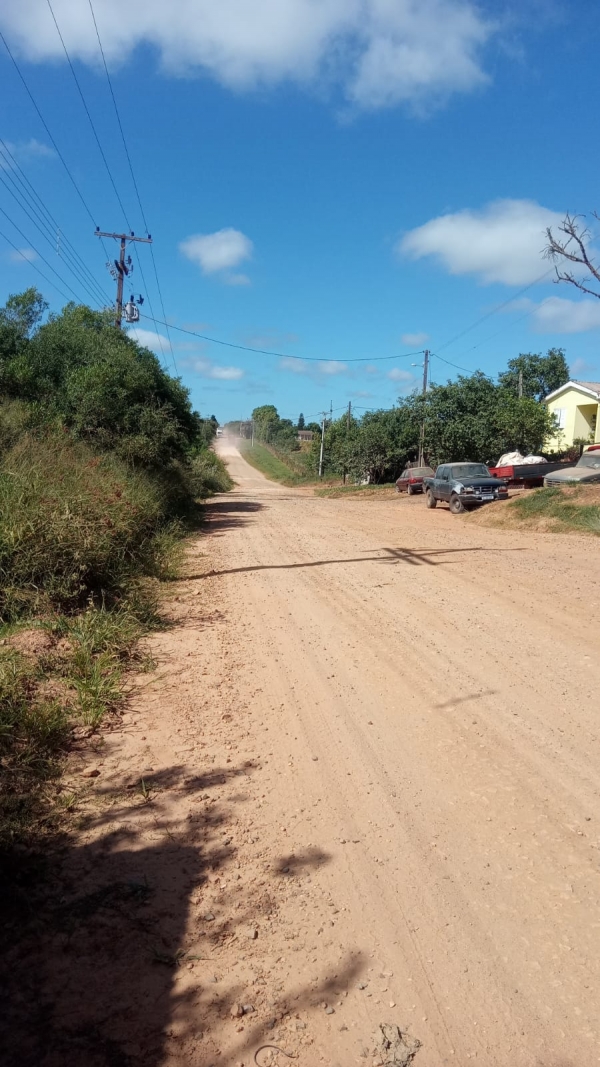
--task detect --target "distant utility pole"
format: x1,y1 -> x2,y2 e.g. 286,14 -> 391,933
318,412 -> 327,478
343,400 -> 352,485
418,349 -> 430,466
518,368 -> 523,398
95,229 -> 152,328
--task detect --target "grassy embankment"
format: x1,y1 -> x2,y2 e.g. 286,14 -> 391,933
0,286 -> 233,848
0,429 -> 232,847
470,485 -> 600,535
239,441 -> 397,494
239,440 -> 317,486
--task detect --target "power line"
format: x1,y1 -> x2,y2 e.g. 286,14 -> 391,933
434,266 -> 556,355
0,203 -> 98,307
148,245 -> 177,372
430,352 -> 473,374
0,167 -> 107,309
45,0 -> 131,230
0,135 -> 111,306
139,314 -> 424,363
0,225 -> 76,304
43,0 -> 169,363
86,0 -> 176,371
0,29 -> 104,241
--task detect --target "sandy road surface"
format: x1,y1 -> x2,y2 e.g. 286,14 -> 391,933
12,441 -> 599,1067
206,441 -> 600,1067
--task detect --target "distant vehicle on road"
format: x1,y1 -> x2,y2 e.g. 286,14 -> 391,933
395,466 -> 434,495
215,428 -> 223,437
424,463 -> 508,515
543,450 -> 600,487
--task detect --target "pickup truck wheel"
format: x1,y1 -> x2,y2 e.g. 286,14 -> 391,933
449,493 -> 466,514
425,489 -> 437,509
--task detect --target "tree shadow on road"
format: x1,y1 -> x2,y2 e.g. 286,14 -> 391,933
183,543 -> 524,579
0,754 -> 364,1067
204,499 -> 266,536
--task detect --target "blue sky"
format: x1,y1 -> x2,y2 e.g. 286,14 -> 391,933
1,0 -> 600,424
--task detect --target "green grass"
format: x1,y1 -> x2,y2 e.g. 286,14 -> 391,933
0,594 -> 166,846
239,442 -> 317,486
506,486 -> 600,535
314,482 -> 397,498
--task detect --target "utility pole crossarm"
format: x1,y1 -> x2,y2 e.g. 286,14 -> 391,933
95,229 -> 153,327
95,231 -> 152,243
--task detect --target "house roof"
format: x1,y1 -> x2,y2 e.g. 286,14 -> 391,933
543,380 -> 600,403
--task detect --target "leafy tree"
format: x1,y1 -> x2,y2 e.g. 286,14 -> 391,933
251,404 -> 279,442
0,293 -> 203,469
498,349 -> 569,401
0,287 -> 47,338
314,407 -> 419,482
401,372 -> 555,466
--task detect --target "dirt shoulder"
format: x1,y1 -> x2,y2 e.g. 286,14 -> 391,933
4,443 -> 600,1067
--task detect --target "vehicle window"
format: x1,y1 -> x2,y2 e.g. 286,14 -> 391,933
450,464 -> 491,478
413,467 -> 433,477
399,470 -> 407,479
578,454 -> 600,469
438,468 -> 448,480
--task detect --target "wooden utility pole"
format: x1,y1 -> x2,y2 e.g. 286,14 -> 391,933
347,400 -> 352,430
95,230 -> 152,328
418,349 -> 430,466
518,368 -> 523,398
318,413 -> 327,478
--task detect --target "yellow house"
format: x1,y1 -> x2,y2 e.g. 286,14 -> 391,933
543,380 -> 600,450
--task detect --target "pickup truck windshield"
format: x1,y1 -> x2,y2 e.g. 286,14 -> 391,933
578,454 -> 600,469
450,464 -> 491,478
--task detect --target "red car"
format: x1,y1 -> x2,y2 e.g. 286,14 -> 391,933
395,466 -> 435,495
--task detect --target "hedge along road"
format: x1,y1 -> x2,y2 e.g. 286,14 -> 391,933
211,440 -> 600,1067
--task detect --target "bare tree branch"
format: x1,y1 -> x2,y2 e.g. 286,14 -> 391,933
544,213 -> 600,299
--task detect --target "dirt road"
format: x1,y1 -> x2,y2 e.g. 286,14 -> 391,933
203,441 -> 600,1066
14,441 -> 599,1067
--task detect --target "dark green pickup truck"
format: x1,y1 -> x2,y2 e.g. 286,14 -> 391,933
423,463 -> 508,515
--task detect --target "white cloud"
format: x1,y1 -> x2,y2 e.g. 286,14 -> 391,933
8,247 -> 38,263
0,0 -> 495,111
127,326 -> 171,352
278,356 -> 348,376
0,138 -> 55,170
318,360 -> 348,375
279,356 -> 308,374
400,199 -> 564,285
401,331 -> 429,345
179,228 -> 253,280
528,296 -> 600,334
189,357 -> 244,380
387,367 -> 414,381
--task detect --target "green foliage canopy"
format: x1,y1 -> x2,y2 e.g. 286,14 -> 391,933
498,348 -> 570,401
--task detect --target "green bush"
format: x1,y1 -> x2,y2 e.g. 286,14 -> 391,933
0,433 -> 171,619
0,645 -> 69,845
189,448 -> 234,496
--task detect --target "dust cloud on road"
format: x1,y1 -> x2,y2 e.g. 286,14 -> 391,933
207,440 -> 600,1066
